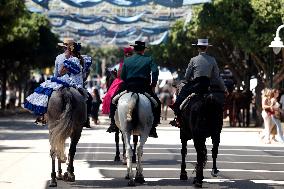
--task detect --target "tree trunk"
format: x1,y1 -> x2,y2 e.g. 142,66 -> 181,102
1,70 -> 7,110
18,84 -> 22,107
254,77 -> 264,127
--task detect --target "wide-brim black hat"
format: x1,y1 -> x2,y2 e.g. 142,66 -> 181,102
130,41 -> 148,49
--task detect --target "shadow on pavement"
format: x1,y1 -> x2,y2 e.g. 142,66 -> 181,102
44,178 -> 277,189
0,145 -> 30,152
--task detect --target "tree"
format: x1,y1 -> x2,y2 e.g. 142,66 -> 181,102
0,1 -> 59,109
196,0 -> 284,126
197,0 -> 284,87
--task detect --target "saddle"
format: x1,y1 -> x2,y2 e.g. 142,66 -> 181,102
112,90 -> 158,107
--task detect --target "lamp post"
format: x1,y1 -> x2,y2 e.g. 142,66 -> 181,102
268,24 -> 284,87
269,24 -> 284,54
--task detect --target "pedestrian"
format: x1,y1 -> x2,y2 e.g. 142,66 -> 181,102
270,89 -> 284,143
279,91 -> 284,122
39,73 -> 45,83
7,85 -> 16,109
260,88 -> 274,144
91,88 -> 102,125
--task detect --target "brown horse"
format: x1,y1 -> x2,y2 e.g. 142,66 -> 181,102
224,89 -> 253,127
48,87 -> 87,187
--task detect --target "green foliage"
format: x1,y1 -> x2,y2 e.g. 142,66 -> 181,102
0,0 -> 26,45
0,2 -> 59,92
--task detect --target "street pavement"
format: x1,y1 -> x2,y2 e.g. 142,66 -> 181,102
0,112 -> 284,189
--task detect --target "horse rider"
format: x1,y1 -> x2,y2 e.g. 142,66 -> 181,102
24,39 -> 88,125
54,38 -> 74,77
105,47 -> 134,133
30,38 -> 75,124
108,41 -> 161,138
55,39 -> 93,128
170,38 -> 226,126
82,55 -> 94,128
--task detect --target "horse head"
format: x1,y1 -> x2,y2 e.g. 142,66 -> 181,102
105,69 -> 117,90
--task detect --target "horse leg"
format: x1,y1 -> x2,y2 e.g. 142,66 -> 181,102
133,135 -> 147,184
180,140 -> 188,180
246,106 -> 250,127
122,132 -> 135,186
49,156 -> 57,187
211,133 -> 220,177
114,130 -> 121,162
165,105 -> 168,121
63,130 -> 82,182
57,159 -> 63,180
132,135 -> 138,163
193,137 -> 207,188
121,131 -> 127,165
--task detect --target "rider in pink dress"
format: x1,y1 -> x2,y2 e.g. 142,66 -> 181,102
102,47 -> 134,132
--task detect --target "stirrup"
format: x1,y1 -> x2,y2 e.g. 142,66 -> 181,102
34,116 -> 46,126
169,117 -> 180,128
106,122 -> 118,133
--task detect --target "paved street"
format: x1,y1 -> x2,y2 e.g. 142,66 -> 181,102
0,113 -> 284,189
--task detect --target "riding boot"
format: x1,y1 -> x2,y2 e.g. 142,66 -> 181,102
106,103 -> 118,133
83,116 -> 91,128
149,124 -> 158,138
84,92 -> 92,128
169,103 -> 182,127
106,118 -> 118,133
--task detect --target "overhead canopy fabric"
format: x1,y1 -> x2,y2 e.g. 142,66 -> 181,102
26,0 -> 210,46
31,0 -> 210,9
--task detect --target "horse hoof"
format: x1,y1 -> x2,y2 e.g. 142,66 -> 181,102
211,169 -> 219,177
49,180 -> 57,187
57,173 -> 63,180
180,173 -> 188,180
114,156 -> 120,162
135,176 -> 145,184
63,172 -> 75,182
193,177 -> 203,188
128,179 -> 136,186
125,174 -> 130,179
122,157 -> 127,165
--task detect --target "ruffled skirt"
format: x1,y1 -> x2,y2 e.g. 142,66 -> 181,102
24,77 -> 72,115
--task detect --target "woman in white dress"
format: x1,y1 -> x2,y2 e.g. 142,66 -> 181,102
24,42 -> 84,123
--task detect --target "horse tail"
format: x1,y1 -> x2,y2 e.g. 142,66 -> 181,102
127,93 -> 139,129
49,88 -> 74,162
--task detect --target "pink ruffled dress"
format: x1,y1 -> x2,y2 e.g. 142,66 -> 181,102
102,62 -> 124,114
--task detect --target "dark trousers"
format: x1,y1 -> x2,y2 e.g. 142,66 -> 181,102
174,76 -> 210,114
109,78 -> 161,125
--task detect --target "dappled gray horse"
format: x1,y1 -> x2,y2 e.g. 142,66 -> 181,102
47,87 -> 86,187
115,92 -> 154,186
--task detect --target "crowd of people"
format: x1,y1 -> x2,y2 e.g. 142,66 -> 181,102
260,88 -> 284,144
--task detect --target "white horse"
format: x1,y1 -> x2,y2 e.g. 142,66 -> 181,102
115,92 -> 154,186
